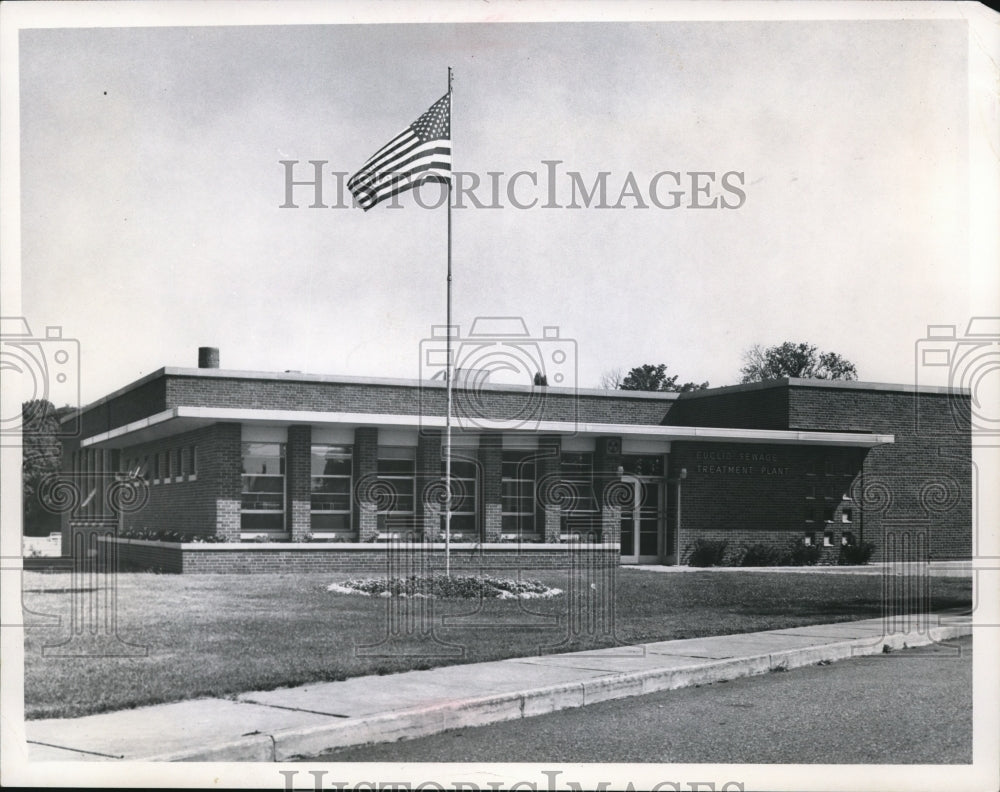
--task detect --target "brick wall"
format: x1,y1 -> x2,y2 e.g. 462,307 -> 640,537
105,538 -> 619,574
537,435 -> 562,542
416,430 -> 442,540
66,373 -> 972,564
663,384 -> 972,562
113,422 -> 242,540
165,375 -> 672,426
479,434 -> 502,541
594,436 -> 624,545
287,425 -> 312,540
788,387 -> 971,560
354,427 -> 379,541
69,372 -> 673,439
116,425 -> 213,537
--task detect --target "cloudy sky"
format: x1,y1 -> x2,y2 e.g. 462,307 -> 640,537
12,7 -> 986,405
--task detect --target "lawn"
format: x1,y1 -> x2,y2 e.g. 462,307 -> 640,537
21,568 -> 971,719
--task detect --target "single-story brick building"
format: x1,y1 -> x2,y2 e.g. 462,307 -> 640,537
57,348 -> 972,572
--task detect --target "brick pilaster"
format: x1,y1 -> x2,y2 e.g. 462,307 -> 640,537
536,435 -> 562,542
354,427 -> 379,541
417,430 -> 442,541
287,425 -> 312,540
479,433 -> 502,542
595,436 -> 624,544
602,504 -> 623,546
214,423 -> 243,541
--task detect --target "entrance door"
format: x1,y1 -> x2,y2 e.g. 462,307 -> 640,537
619,476 -> 662,564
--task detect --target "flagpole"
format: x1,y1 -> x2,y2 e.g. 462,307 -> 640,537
444,66 -> 454,577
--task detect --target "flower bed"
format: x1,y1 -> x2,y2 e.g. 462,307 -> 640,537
328,574 -> 563,599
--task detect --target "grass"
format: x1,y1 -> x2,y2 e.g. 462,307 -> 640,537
21,568 -> 971,720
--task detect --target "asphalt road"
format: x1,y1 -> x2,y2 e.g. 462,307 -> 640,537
312,637 -> 972,764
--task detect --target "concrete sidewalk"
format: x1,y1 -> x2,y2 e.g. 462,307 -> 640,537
630,560 -> 975,577
26,614 -> 972,762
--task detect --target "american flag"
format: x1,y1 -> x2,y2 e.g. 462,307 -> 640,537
348,93 -> 451,211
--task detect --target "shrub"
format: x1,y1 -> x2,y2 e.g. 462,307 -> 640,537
120,528 -> 228,543
685,538 -> 729,567
787,541 -> 823,566
838,540 -> 876,565
738,543 -> 788,567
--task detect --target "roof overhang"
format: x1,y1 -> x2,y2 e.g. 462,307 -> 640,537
79,406 -> 895,450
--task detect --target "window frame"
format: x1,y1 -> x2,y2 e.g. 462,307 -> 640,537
376,446 -> 417,516
310,444 -> 353,533
440,455 -> 478,537
240,442 -> 287,532
501,450 -> 537,536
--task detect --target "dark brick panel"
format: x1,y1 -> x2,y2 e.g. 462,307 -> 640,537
74,377 -> 169,443
664,387 -> 789,429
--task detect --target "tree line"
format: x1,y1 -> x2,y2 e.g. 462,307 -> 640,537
601,340 -> 858,392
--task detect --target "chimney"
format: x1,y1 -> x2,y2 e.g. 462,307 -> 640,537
198,347 -> 220,369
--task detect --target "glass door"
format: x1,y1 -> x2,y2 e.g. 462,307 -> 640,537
619,476 -> 662,564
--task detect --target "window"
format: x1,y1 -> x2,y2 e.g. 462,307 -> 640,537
841,531 -> 855,546
441,457 -> 478,536
502,451 -> 536,535
841,508 -> 853,524
174,448 -> 184,482
163,451 -> 172,484
804,505 -> 816,523
152,453 -> 160,483
241,442 -> 286,532
311,445 -> 352,532
620,454 -> 664,477
823,530 -> 835,547
559,452 -> 598,530
803,533 -> 814,546
823,504 -> 836,523
189,446 -> 198,479
377,447 -> 416,516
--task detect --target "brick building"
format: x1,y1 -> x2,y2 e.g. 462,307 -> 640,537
59,349 -> 972,571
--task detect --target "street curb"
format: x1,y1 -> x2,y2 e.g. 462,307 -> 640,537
149,621 -> 970,761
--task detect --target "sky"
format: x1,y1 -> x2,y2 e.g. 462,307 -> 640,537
13,12 -> 984,406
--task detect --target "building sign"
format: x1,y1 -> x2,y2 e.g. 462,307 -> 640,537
693,449 -> 788,476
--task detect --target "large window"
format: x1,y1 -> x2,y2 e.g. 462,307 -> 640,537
440,457 -> 478,536
311,445 -> 352,533
241,442 -> 285,533
559,452 -> 598,512
377,447 -> 416,517
502,451 -> 536,535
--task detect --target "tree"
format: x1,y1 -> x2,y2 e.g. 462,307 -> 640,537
22,399 -> 64,536
599,368 -> 624,390
618,363 -> 709,393
739,342 -> 858,383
